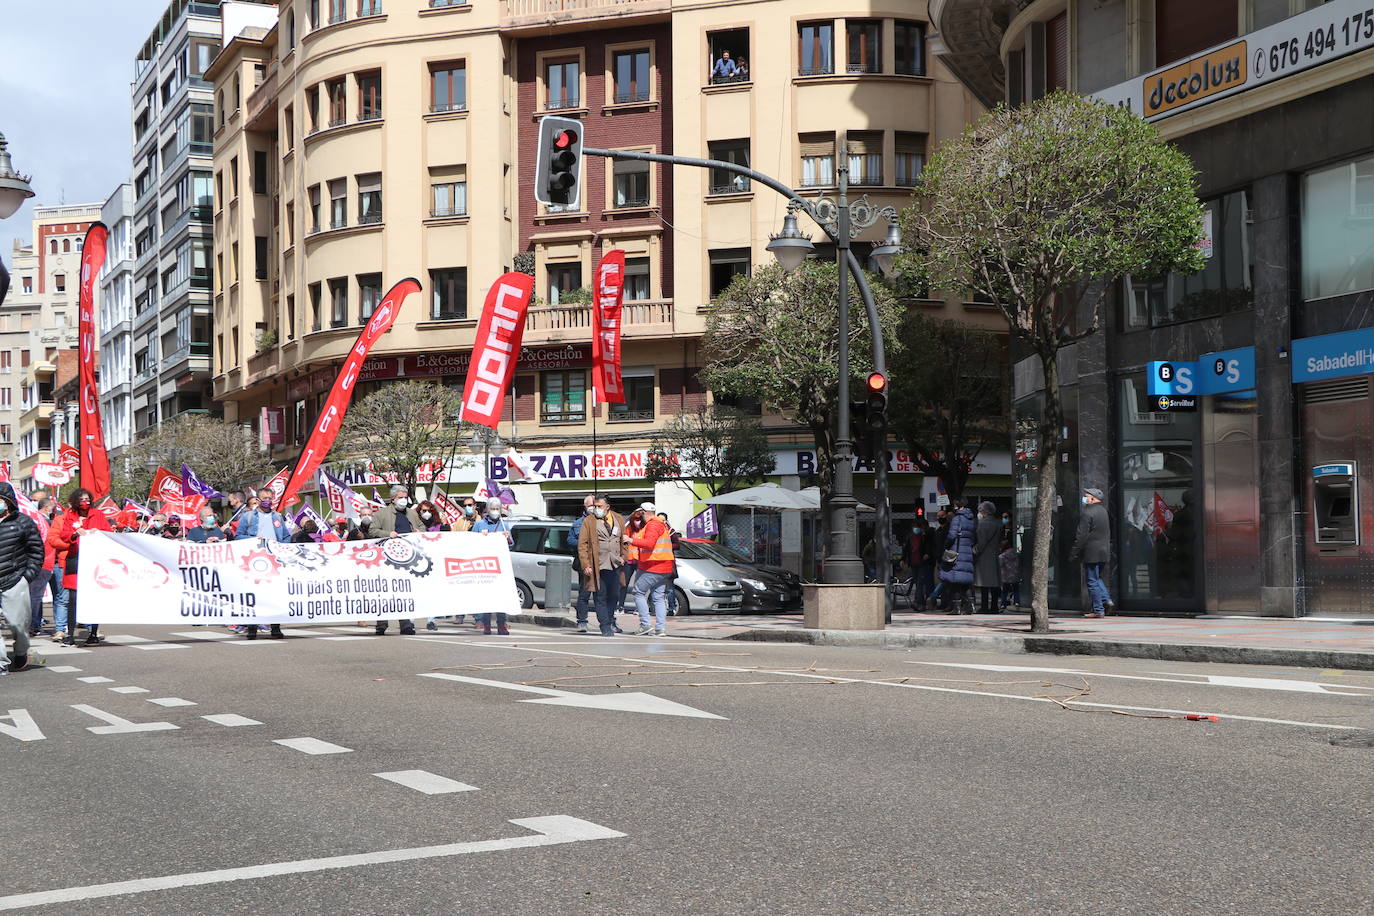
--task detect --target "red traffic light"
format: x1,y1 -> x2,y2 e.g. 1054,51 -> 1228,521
866,371 -> 887,394
554,129 -> 577,149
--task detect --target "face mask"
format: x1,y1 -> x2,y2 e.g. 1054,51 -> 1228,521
593,507 -> 607,519
201,517 -> 214,526
1081,496 -> 1089,505
420,511 -> 433,521
487,509 -> 501,520
78,499 -> 91,511
150,521 -> 164,531
395,497 -> 409,508
260,500 -> 273,510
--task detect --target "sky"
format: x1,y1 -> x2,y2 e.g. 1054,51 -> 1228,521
0,0 -> 171,262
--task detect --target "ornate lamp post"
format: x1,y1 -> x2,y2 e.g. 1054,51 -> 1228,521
0,131 -> 35,307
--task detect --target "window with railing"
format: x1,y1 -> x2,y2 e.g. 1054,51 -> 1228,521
798,22 -> 834,76
624,257 -> 650,300
895,21 -> 926,76
327,78 -> 346,126
708,29 -> 750,84
357,0 -> 381,16
430,178 -> 467,217
613,49 -> 650,103
357,173 -> 382,224
540,370 -> 587,424
428,0 -> 466,6
708,140 -> 750,194
329,0 -> 347,24
429,62 -> 466,112
799,133 -> 835,187
357,71 -> 382,120
545,58 -> 580,110
309,185 -> 321,233
846,20 -> 881,73
309,282 -> 323,331
429,267 -> 467,319
612,158 -> 649,208
358,273 -> 381,322
609,370 -> 655,421
329,278 -> 348,327
547,263 -> 582,304
847,132 -> 882,185
329,179 -> 346,229
895,132 -> 925,187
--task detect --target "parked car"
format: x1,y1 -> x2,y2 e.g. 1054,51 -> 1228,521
683,539 -> 804,612
508,520 -> 743,614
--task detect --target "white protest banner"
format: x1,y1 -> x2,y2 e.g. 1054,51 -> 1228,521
77,530 -> 519,625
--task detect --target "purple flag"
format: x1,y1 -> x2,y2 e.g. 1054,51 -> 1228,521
685,507 -> 718,539
292,503 -> 328,541
123,498 -> 152,517
482,477 -> 517,507
181,463 -> 224,499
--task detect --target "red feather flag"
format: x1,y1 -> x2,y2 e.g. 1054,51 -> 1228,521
78,223 -> 111,497
592,249 -> 626,404
459,272 -> 535,428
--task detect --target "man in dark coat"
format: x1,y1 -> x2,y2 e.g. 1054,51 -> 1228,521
1070,486 -> 1115,617
0,482 -> 46,673
973,501 -> 1002,613
938,497 -> 976,614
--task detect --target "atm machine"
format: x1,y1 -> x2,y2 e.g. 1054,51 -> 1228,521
1312,463 -> 1359,549
1306,461 -> 1365,614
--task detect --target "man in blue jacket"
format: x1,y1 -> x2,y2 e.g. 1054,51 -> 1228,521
234,487 -> 289,639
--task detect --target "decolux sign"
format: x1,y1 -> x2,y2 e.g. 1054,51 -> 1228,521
1292,327 -> 1374,383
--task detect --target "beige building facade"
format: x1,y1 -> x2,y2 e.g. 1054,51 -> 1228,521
207,0 -> 996,546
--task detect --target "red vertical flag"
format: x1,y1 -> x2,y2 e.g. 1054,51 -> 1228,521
459,272 -> 535,428
78,223 -> 111,497
592,249 -> 626,404
280,278 -> 422,505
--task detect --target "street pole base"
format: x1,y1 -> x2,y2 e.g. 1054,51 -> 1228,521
803,583 -> 886,631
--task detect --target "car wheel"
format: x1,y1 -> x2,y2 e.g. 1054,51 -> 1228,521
673,586 -> 692,616
515,580 -> 534,610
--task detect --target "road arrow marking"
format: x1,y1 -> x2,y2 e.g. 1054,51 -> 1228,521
907,662 -> 1374,696
71,705 -> 179,735
0,710 -> 45,742
0,816 -> 625,911
418,672 -> 726,720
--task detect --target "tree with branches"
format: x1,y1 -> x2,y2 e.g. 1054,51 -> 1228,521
887,311 -> 1008,498
114,414 -> 277,502
329,380 -> 476,494
903,92 -> 1204,632
700,260 -> 901,500
644,405 -> 776,497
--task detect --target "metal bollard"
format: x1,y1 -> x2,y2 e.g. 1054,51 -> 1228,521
543,555 -> 574,611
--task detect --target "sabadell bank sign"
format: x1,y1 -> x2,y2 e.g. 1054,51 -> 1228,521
1094,0 -> 1374,121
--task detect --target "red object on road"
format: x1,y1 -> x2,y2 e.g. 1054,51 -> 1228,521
1185,714 -> 1220,722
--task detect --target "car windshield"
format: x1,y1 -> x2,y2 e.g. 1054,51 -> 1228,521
673,540 -> 707,561
693,541 -> 753,566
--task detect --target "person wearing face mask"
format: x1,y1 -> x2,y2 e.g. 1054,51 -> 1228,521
449,496 -> 476,533
47,487 -> 113,646
1070,487 -> 1114,618
162,515 -> 186,540
415,500 -> 452,631
370,486 -> 423,635
567,494 -> 595,633
576,496 -> 627,638
324,513 -> 360,543
471,498 -> 514,635
0,481 -> 46,674
233,488 -> 290,639
147,513 -> 168,535
187,509 -> 227,543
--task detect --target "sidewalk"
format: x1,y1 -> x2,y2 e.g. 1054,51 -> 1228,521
513,609 -> 1374,671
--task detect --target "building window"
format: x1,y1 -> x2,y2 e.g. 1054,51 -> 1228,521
357,71 -> 382,120
1303,155 -> 1374,300
54,273 -> 66,293
1154,0 -> 1237,70
308,185 -> 321,233
708,140 -> 751,194
308,0 -> 320,29
306,86 -> 320,132
329,0 -> 347,24
255,236 -> 268,280
357,0 -> 382,16
1046,11 -> 1068,92
358,273 -> 381,322
62,238 -> 70,253
895,132 -> 925,186
894,22 -> 925,76
798,22 -> 834,76
546,58 -> 580,110
327,78 -> 346,126
253,150 -> 268,195
846,20 -> 881,74
612,49 -> 650,103
708,29 -> 750,84
609,368 -> 655,422
0,351 -> 9,373
429,62 -> 466,112
1125,190 -> 1253,327
0,389 -> 9,409
845,131 -> 882,186
624,257 -> 650,300
612,158 -> 649,208
329,278 -> 348,327
287,11 -> 296,49
540,370 -> 587,423
329,179 -> 346,228
547,262 -> 582,304
21,276 -> 32,294
230,156 -> 240,197
709,248 -> 750,298
431,177 -> 467,217
309,282 -> 323,330
429,268 -> 467,319
799,133 -> 835,187
357,173 -> 382,224
48,239 -> 56,255
283,104 -> 295,148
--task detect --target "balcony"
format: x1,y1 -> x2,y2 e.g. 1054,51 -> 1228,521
523,298 -> 673,343
163,342 -> 213,379
245,60 -> 279,131
500,0 -> 669,31
163,205 -> 212,241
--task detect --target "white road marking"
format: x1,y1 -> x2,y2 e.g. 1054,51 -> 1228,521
39,644 -> 90,655
418,672 -> 726,720
276,629 -> 326,637
273,737 -> 352,755
109,687 -> 149,695
201,714 -> 262,727
171,631 -> 234,641
414,637 -> 1363,732
907,661 -> 1374,696
373,770 -> 478,795
47,666 -> 80,673
101,635 -> 187,651
0,815 -> 624,911
222,638 -> 285,646
76,676 -> 113,684
0,710 -> 45,742
316,635 -> 372,641
147,698 -> 197,708
71,705 -> 178,735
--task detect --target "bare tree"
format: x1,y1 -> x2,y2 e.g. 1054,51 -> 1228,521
330,380 -> 476,493
645,405 -> 776,497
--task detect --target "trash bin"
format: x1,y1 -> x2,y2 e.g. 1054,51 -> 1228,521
543,555 -> 573,611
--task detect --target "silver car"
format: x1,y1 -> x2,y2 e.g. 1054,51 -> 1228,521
509,520 -> 743,614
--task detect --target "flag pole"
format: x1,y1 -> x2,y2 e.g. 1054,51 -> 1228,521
591,386 -> 599,496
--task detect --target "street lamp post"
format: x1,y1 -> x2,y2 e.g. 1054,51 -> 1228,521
0,131 -> 36,308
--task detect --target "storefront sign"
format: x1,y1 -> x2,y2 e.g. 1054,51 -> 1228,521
1314,463 -> 1355,477
1291,326 -> 1374,383
488,449 -> 651,481
1148,361 -> 1197,396
1148,348 -> 1254,396
1154,395 -> 1198,412
1095,0 -> 1374,121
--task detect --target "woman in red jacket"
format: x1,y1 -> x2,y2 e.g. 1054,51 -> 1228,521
47,488 -> 111,647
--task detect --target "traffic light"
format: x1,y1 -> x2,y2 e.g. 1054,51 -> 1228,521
535,116 -> 582,208
850,399 -> 872,462
864,371 -> 888,462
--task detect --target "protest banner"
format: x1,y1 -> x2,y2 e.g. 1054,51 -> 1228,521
78,530 -> 519,625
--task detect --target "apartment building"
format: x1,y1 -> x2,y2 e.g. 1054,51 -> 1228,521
99,184 -> 137,460
207,0 -> 996,558
0,204 -> 99,490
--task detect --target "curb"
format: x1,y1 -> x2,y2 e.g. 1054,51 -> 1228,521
722,628 -> 1374,671
509,612 -> 578,630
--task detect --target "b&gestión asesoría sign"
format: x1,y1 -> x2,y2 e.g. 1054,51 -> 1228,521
1094,0 -> 1374,121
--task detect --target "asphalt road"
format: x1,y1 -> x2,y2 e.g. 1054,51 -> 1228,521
3,621 -> 1372,915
